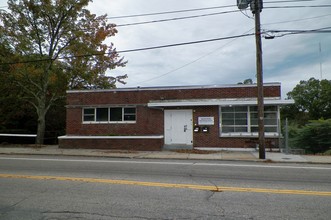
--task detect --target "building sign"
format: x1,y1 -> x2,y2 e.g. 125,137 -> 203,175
198,117 -> 214,125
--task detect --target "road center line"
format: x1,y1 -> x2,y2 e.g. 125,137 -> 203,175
1,173 -> 331,197
0,156 -> 330,170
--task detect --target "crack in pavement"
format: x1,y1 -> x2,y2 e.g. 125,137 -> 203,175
42,210 -> 174,220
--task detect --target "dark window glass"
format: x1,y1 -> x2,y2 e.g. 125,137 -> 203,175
265,127 -> 278,132
124,108 -> 136,121
96,108 -> 108,121
124,108 -> 136,114
110,108 -> 122,121
234,106 -> 247,112
222,127 -> 234,133
83,108 -> 95,121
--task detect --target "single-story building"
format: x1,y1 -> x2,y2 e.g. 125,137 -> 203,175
58,83 -> 293,151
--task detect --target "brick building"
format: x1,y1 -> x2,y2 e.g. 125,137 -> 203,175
59,83 -> 293,151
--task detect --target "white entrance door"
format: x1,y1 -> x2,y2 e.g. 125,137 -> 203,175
164,110 -> 193,146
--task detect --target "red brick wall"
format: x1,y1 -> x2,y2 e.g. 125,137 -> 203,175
67,85 -> 280,106
193,106 -> 220,147
64,84 -> 281,149
191,106 -> 279,148
59,138 -> 163,151
66,106 -> 163,136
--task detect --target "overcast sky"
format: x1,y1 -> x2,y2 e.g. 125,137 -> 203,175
1,0 -> 330,97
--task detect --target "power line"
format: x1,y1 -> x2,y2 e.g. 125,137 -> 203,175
108,5 -> 236,19
136,28 -> 255,84
262,13 -> 331,26
84,33 -> 254,54
1,26 -> 330,66
264,0 -> 316,3
265,4 -> 331,9
0,33 -> 255,66
267,26 -> 331,33
264,26 -> 331,38
117,10 -> 239,27
108,1 -> 315,20
115,5 -> 331,27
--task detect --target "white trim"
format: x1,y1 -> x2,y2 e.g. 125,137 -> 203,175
58,135 -> 164,140
0,133 -> 36,137
195,147 -> 257,152
148,98 -> 294,107
220,132 -> 280,138
67,83 -> 281,94
82,121 -> 136,125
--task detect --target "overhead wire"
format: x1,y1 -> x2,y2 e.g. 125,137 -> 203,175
264,0 -> 316,3
107,5 -> 236,19
116,10 -> 239,27
262,13 -> 331,26
265,4 -> 331,9
265,26 -> 331,38
0,33 -> 255,66
1,24 -> 330,66
108,0 -> 318,20
1,1 -> 330,66
114,5 -> 331,27
136,27 -> 255,84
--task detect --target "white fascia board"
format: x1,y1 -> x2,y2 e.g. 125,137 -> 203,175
148,99 -> 294,107
0,133 -> 37,137
58,135 -> 164,140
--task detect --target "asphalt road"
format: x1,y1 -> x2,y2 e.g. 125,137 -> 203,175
0,155 -> 331,220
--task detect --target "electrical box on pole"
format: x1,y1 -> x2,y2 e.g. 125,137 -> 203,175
250,0 -> 263,14
237,0 -> 263,13
236,0 -> 252,10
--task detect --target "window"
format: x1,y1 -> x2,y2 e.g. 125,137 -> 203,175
124,108 -> 136,121
83,108 -> 95,122
83,107 -> 136,123
250,106 -> 278,133
220,106 -> 279,135
110,108 -> 122,121
96,108 -> 108,121
221,106 -> 248,133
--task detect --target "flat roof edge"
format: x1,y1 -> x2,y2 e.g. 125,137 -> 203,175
66,83 -> 281,94
148,99 -> 294,107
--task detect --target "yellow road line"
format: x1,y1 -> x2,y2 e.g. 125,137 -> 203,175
1,173 -> 330,197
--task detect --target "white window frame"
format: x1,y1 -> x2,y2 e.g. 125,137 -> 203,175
82,107 -> 136,124
219,105 -> 279,137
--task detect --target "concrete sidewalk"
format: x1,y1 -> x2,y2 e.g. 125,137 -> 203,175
0,145 -> 330,164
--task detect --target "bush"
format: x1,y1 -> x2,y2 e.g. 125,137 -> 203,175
293,119 -> 331,154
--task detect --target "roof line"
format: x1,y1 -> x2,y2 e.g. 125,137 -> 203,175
67,83 -> 281,93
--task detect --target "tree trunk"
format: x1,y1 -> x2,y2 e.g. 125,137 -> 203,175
36,113 -> 46,145
35,95 -> 47,145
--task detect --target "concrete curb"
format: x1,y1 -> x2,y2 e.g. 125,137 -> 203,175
0,146 -> 330,164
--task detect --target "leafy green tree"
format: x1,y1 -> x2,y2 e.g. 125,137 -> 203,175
287,78 -> 331,120
237,78 -> 253,85
293,119 -> 331,154
0,0 -> 127,144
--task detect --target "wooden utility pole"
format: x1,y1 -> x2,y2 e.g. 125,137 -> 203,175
237,0 -> 265,159
236,0 -> 265,159
254,0 -> 265,159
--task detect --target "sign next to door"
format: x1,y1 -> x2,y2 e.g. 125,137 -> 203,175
198,117 -> 214,125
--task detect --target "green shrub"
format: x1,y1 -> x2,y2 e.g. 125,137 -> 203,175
293,119 -> 331,154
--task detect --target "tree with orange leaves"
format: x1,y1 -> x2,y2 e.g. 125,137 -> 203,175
0,0 -> 127,144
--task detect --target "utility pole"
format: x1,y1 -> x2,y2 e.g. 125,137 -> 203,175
237,0 -> 265,159
254,0 -> 265,159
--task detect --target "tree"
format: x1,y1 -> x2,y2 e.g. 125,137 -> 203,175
237,78 -> 253,85
0,0 -> 127,144
293,119 -> 331,154
287,78 -> 331,120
